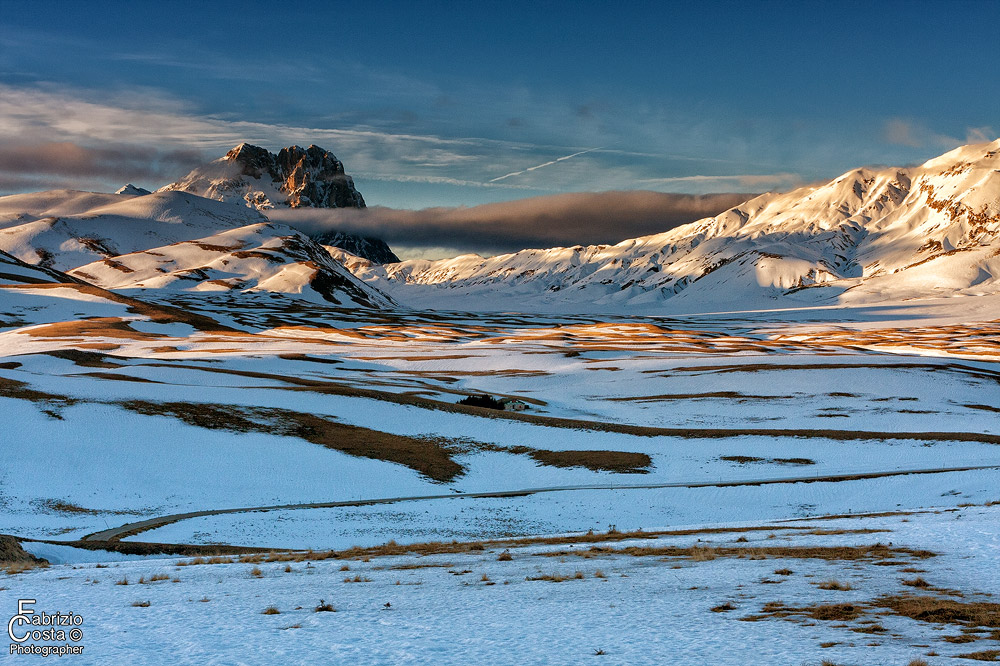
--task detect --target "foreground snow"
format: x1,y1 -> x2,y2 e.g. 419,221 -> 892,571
5,504 -> 999,664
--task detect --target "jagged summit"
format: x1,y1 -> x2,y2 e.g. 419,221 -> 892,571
161,143 -> 366,210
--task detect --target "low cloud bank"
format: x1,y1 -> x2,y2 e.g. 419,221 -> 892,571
270,190 -> 754,256
0,141 -> 205,192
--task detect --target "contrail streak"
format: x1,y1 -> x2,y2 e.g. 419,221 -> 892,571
489,146 -> 603,182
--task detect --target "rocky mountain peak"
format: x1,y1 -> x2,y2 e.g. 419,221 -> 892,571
164,143 -> 366,210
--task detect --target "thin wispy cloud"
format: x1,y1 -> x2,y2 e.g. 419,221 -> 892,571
638,173 -> 803,190
489,146 -> 604,182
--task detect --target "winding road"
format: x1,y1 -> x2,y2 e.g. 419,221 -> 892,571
81,464 -> 1000,543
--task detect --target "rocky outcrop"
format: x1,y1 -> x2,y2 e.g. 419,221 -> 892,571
311,231 -> 400,264
162,143 -> 366,211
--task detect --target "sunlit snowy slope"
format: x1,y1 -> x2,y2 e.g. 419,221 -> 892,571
353,139 -> 1000,313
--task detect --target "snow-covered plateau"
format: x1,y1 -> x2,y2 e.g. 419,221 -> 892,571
1,140 -> 1000,664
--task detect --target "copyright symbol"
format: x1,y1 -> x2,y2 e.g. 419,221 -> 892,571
69,628 -> 83,642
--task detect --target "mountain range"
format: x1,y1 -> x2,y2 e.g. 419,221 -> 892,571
350,139 -> 1000,313
1,139 -> 999,315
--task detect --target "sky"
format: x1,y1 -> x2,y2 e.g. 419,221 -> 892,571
0,0 -> 998,256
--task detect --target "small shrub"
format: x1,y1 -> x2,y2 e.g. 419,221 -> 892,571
262,606 -> 280,615
902,577 -> 930,588
497,550 -> 513,562
594,570 -> 607,579
340,564 -> 350,571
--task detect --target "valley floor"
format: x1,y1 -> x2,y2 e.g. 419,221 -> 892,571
2,286 -> 1000,663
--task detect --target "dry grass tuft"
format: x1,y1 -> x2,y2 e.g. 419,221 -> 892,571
344,575 -> 372,583
711,602 -> 736,612
262,606 -> 280,615
131,600 -> 150,607
817,580 -> 853,591
690,546 -> 717,561
497,550 -> 513,561
115,576 -> 129,586
902,577 -> 931,588
774,568 -> 794,576
314,600 -> 336,613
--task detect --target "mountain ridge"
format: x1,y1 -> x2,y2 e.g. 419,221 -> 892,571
347,139 -> 1000,313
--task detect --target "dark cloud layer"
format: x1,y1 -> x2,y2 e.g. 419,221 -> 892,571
0,141 -> 205,190
269,190 -> 754,255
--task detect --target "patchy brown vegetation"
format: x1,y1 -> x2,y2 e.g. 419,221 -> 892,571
955,650 -> 1000,662
0,535 -> 49,574
720,455 -> 815,466
118,400 -> 464,482
0,375 -> 77,408
511,447 -> 651,473
874,594 -> 1000,629
536,543 -> 933,563
526,571 -> 585,583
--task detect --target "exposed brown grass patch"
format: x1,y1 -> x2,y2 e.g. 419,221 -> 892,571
956,650 -> 1000,661
817,580 -> 853,591
903,577 -> 931,588
744,601 -> 864,623
119,400 -> 464,482
875,594 -> 1000,629
526,571 -> 586,583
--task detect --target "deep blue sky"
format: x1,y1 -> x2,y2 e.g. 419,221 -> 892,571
1,0 -> 998,208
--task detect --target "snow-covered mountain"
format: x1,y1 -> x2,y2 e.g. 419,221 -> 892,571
160,143 -> 400,264
0,188 -> 394,308
69,222 -> 394,308
160,143 -> 366,211
351,139 -> 1000,313
0,189 -> 267,271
